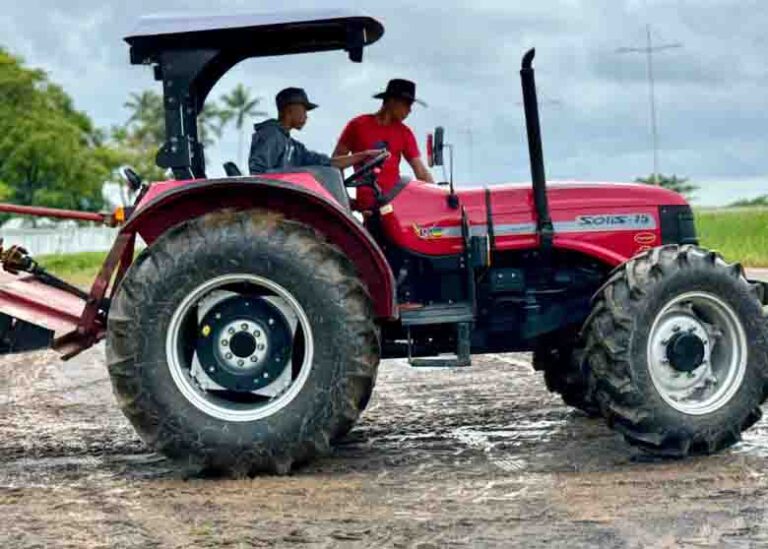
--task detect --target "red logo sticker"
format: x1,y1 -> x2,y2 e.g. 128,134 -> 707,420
634,232 -> 656,245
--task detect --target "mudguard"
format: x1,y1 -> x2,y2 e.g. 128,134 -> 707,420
122,177 -> 397,319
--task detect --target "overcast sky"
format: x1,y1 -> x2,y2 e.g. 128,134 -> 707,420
2,0 -> 766,205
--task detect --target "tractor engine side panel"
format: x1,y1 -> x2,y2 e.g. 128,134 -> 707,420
382,180 -> 690,266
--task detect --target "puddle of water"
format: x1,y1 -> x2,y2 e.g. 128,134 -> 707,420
448,425 -> 537,473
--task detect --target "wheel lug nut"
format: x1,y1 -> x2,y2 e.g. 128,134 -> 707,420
257,344 -> 265,351
254,330 -> 261,337
238,360 -> 244,367
673,325 -> 681,333
241,323 -> 248,331
228,328 -> 235,335
226,353 -> 232,359
221,340 -> 228,346
250,356 -> 258,362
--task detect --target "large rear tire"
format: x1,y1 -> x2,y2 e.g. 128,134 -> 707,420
107,210 -> 380,474
584,245 -> 768,456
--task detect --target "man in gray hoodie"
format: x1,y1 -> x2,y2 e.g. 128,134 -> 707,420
249,88 -> 382,174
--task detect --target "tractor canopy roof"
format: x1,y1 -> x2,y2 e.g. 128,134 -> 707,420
125,10 -> 384,64
124,10 -> 385,180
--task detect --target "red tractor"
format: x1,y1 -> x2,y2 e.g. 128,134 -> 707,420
1,11 -> 766,473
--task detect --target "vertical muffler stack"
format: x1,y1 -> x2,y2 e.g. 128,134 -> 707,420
520,49 -> 554,249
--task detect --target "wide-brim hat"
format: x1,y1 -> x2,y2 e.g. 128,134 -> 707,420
276,87 -> 318,111
373,78 -> 427,107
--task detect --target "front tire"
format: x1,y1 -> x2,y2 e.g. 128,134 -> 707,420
584,245 -> 768,456
106,210 -> 380,474
533,339 -> 599,416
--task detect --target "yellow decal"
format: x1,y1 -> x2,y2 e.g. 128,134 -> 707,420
413,224 -> 445,239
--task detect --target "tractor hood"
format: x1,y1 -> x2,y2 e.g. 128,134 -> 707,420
494,180 -> 690,210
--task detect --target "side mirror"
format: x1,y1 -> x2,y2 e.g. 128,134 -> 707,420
119,166 -> 143,192
223,162 -> 242,177
428,126 -> 445,167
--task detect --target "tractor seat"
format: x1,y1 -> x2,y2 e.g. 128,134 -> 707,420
277,166 -> 351,211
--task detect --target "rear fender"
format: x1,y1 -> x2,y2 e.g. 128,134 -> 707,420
122,178 -> 397,319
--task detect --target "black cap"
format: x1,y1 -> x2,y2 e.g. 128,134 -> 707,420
276,87 -> 318,111
373,79 -> 426,107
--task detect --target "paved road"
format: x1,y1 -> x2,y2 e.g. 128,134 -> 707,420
748,268 -> 768,282
2,345 -> 768,548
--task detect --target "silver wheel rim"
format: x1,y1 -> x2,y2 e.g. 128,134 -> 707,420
647,291 -> 747,415
165,274 -> 314,422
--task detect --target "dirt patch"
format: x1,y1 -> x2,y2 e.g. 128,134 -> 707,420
1,347 -> 768,547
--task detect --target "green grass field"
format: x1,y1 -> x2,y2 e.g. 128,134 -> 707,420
695,207 -> 768,267
35,207 -> 768,286
37,251 -> 109,288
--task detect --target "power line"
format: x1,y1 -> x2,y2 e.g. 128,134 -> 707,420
617,24 -> 683,185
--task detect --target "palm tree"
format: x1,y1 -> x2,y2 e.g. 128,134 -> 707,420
124,90 -> 164,144
221,84 -> 268,167
198,100 -> 231,149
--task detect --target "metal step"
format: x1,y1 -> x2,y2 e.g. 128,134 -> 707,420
400,302 -> 474,326
406,321 -> 472,368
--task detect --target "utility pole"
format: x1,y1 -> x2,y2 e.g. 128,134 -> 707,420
617,24 -> 682,185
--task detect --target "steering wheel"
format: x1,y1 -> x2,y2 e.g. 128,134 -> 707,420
343,150 -> 390,188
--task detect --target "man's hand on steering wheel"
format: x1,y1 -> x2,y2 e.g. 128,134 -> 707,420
343,150 -> 390,187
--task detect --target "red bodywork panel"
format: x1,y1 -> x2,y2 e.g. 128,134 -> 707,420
381,180 -> 688,266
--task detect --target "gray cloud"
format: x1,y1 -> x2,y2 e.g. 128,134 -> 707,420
2,0 -> 766,205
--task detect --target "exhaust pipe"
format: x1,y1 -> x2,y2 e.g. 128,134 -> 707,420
520,49 -> 554,249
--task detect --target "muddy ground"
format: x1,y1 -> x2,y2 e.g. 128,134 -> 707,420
1,347 -> 768,548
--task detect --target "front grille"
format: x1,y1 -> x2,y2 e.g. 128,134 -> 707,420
659,205 -> 698,245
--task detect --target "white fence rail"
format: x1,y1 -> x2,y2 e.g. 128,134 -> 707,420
0,226 -> 120,255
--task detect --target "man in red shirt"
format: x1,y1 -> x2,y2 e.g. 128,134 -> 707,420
333,79 -> 435,210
